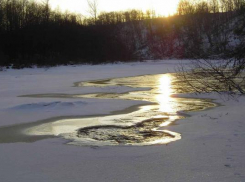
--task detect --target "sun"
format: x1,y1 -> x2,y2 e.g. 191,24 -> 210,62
48,0 -> 180,17
151,0 -> 180,16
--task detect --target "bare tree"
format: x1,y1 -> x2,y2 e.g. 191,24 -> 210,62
87,0 -> 98,24
209,0 -> 219,13
0,0 -> 4,31
177,0 -> 195,15
177,34 -> 245,95
42,0 -> 50,22
177,57 -> 245,95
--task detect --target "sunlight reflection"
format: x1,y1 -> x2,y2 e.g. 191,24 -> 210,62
16,73 -> 218,146
156,74 -> 174,113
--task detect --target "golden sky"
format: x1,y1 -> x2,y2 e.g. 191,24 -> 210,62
48,0 -> 180,17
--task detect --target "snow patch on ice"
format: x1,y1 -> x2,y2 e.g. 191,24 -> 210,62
7,101 -> 87,111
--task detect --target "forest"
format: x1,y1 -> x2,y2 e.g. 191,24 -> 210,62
0,0 -> 244,68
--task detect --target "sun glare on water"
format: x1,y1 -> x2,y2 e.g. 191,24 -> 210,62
156,74 -> 174,113
49,0 -> 179,17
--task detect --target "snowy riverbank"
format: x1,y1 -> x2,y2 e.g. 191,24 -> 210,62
0,60 -> 244,182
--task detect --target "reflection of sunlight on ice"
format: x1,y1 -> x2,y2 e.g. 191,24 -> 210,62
26,74 -> 187,146
156,74 -> 174,113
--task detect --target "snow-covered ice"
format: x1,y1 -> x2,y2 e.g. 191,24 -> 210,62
0,60 -> 244,182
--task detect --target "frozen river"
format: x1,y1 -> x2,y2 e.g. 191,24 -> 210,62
0,73 -> 216,146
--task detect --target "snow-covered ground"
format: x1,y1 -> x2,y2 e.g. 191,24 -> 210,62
0,60 -> 244,182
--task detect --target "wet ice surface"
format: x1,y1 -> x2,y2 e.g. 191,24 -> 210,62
77,118 -> 176,145
7,101 -> 87,111
18,73 -> 216,146
0,73 -> 216,146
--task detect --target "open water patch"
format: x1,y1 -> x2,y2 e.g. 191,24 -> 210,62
0,73 -> 216,146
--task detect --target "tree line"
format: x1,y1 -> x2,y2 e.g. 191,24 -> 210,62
0,0 -> 154,67
0,0 -> 244,68
141,0 -> 245,58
